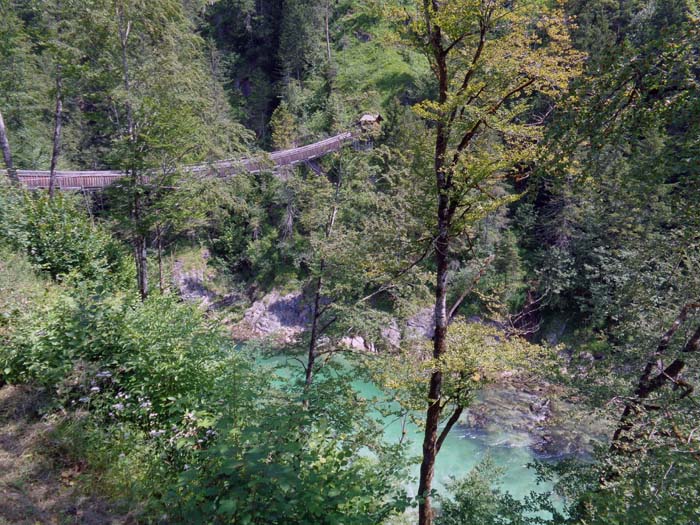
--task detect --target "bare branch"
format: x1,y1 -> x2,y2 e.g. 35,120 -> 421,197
436,404 -> 464,454
639,302 -> 700,387
358,238 -> 434,304
448,255 -> 495,323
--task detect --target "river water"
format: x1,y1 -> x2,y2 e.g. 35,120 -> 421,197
256,351 -> 554,503
350,368 -> 551,501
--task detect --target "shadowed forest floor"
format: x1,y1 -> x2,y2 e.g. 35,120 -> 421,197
0,385 -> 129,525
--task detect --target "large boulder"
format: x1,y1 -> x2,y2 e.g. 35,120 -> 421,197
405,307 -> 435,340
232,290 -> 312,344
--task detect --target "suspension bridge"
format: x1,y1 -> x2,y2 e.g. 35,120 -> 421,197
9,129 -> 367,191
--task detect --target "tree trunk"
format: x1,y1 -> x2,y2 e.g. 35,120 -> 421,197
132,185 -> 148,300
418,17 -> 451,518
49,68 -> 63,199
157,227 -> 165,293
418,200 -> 450,525
0,109 -> 18,183
135,231 -> 148,301
304,168 -> 342,401
305,274 -> 323,391
117,7 -> 134,143
324,1 -> 332,64
117,6 -> 147,300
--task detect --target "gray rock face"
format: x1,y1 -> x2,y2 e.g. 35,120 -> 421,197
544,317 -> 569,346
173,256 -> 217,306
381,320 -> 402,348
341,335 -> 371,352
172,249 -> 242,310
234,291 -> 381,351
405,307 -> 435,340
230,284 -> 435,348
233,290 -> 312,343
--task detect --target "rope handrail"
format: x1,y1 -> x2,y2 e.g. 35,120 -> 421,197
7,131 -> 358,190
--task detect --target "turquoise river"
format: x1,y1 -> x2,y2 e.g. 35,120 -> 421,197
257,351 -> 559,503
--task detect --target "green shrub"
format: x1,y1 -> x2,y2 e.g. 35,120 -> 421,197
49,417 -> 162,511
2,291 -> 237,421
436,458 -> 561,525
0,185 -> 132,287
169,375 -> 410,525
0,248 -> 57,378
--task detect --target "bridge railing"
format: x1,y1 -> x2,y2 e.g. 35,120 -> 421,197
10,171 -> 123,190
10,131 -> 357,190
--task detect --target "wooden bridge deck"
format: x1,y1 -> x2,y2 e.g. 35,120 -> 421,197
9,131 -> 355,190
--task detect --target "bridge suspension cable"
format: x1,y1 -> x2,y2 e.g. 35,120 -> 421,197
9,131 -> 357,191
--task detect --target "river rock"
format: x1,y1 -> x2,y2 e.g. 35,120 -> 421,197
405,307 -> 435,340
381,320 -> 402,348
232,289 -> 412,349
459,381 -> 607,457
232,290 -> 312,343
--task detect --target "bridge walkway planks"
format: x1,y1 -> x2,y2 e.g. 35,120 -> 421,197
9,131 -> 355,191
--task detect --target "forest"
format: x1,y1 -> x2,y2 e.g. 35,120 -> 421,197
0,0 -> 698,524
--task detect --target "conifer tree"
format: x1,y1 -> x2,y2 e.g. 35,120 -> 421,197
270,101 -> 298,149
41,0 -> 82,198
0,0 -> 51,172
74,0 -> 250,299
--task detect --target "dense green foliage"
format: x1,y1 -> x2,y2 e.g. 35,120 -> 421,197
515,2 -> 700,523
1,0 -> 699,524
436,458 -> 560,525
0,190 -> 408,522
172,371 -> 409,524
1,186 -> 131,284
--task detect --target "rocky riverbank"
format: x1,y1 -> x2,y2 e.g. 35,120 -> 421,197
460,381 -> 608,458
173,259 -> 605,458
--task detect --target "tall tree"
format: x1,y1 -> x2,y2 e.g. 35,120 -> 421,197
71,0 -> 250,299
291,148 -> 424,397
42,0 -> 81,198
202,0 -> 285,139
391,2 -> 582,523
0,109 -> 16,183
0,0 -> 52,172
269,101 -> 299,149
48,71 -> 62,198
278,0 -> 328,81
529,2 -> 700,521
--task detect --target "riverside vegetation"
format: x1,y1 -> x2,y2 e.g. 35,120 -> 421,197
0,1 -> 699,524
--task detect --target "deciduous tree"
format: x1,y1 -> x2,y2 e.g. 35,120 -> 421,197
390,1 -> 582,522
